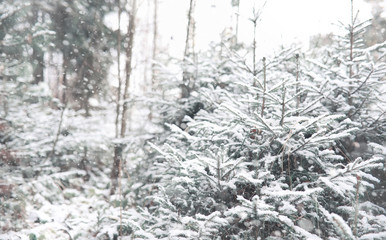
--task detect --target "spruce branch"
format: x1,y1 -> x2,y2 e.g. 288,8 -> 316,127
329,156 -> 383,180
254,114 -> 277,137
291,130 -> 325,154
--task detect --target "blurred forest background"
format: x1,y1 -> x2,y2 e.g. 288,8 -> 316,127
0,0 -> 385,239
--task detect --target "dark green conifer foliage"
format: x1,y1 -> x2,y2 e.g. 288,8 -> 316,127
48,0 -> 116,114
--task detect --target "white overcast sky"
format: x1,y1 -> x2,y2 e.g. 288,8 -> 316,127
105,0 -> 373,90
156,0 -> 373,58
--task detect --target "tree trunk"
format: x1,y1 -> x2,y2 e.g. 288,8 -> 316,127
151,0 -> 158,87
31,1 -> 45,84
51,3 -> 70,105
181,0 -> 196,99
110,143 -> 123,194
120,0 -> 137,138
348,0 -> 354,116
61,57 -> 69,105
252,19 -> 257,83
111,0 -> 137,195
149,0 -> 158,120
235,0 -> 240,45
32,47 -> 44,85
115,0 -> 122,138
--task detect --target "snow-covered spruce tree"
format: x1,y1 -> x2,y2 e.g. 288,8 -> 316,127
121,41 -> 243,238
302,5 -> 386,238
305,18 -> 385,145
125,18 -> 385,240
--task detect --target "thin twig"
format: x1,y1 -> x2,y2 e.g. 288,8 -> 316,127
368,111 -> 386,128
295,54 -> 300,113
261,57 -> 266,117
45,106 -> 66,163
350,69 -> 373,96
280,83 -> 286,126
348,95 -> 368,119
337,147 -> 352,163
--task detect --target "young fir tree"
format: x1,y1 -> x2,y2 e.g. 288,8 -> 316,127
125,4 -> 385,240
